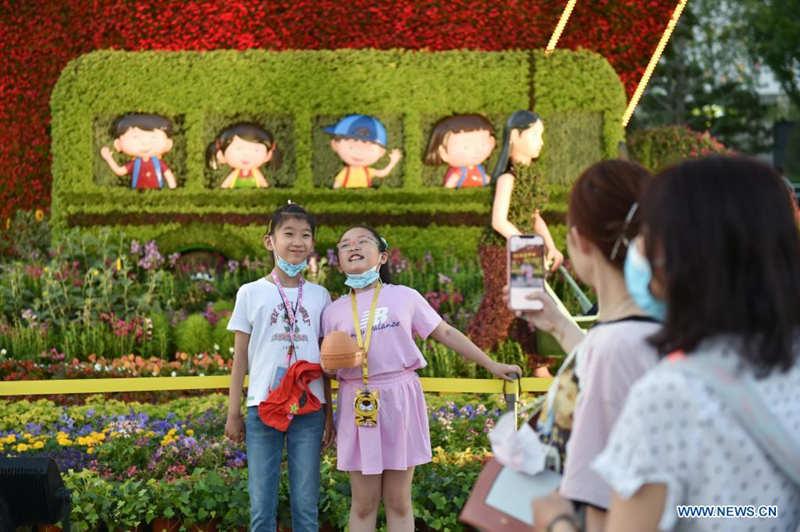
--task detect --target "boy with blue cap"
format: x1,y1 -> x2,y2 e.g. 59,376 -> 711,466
323,114 -> 402,188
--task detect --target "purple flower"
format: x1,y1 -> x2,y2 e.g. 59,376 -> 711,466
326,248 -> 339,267
227,259 -> 239,273
130,239 -> 141,255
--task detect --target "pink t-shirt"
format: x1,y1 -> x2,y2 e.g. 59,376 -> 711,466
321,284 -> 442,380
559,317 -> 660,509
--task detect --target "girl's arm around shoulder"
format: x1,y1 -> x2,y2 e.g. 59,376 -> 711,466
429,321 -> 521,380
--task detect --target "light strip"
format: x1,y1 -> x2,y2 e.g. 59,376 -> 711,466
545,0 -> 578,55
622,0 -> 689,127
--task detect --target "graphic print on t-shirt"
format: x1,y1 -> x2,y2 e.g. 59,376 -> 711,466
269,301 -> 312,343
357,307 -> 400,334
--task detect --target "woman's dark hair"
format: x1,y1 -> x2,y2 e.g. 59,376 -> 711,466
423,114 -> 495,166
643,155 -> 800,375
111,113 -> 173,137
268,203 -> 316,236
206,122 -> 282,170
337,225 -> 392,284
567,159 -> 652,269
491,110 -> 540,179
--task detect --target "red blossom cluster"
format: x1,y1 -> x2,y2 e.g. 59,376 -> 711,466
0,0 -> 674,220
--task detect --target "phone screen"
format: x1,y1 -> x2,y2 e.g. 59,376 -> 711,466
508,235 -> 545,310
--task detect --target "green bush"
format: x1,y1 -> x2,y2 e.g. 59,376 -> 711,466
627,125 -> 731,173
147,311 -> 173,358
51,49 -> 625,260
212,318 -> 234,359
174,313 -> 213,355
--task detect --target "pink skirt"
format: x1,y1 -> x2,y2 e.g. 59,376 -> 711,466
336,370 -> 431,474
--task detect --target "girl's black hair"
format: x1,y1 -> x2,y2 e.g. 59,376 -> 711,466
337,225 -> 392,284
643,155 -> 800,376
491,110 -> 541,179
268,203 -> 316,236
111,113 -> 173,137
206,122 -> 282,171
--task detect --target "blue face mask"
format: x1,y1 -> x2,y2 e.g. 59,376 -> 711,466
276,254 -> 307,278
624,243 -> 667,322
345,263 -> 381,289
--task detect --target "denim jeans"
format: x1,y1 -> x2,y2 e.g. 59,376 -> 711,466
245,406 -> 325,532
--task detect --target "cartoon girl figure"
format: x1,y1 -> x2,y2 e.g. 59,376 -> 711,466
423,114 -> 496,188
206,123 -> 281,189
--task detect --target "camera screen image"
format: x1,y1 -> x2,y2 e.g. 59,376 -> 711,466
509,244 -> 545,288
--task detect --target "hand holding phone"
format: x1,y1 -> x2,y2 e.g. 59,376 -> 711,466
507,234 -> 546,311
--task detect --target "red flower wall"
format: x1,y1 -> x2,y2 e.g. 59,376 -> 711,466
0,0 -> 675,220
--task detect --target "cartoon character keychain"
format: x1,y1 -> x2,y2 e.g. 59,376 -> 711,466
350,282 -> 383,427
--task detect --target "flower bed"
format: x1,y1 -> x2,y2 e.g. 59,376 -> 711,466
0,393 -> 510,530
1,226 -> 589,378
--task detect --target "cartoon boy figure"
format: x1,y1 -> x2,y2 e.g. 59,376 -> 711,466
100,113 -> 177,189
323,114 -> 402,188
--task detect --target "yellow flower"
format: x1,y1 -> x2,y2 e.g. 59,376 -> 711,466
116,258 -> 122,271
4,434 -> 16,443
186,429 -> 194,436
58,438 -> 73,446
86,447 -> 94,455
15,443 -> 29,452
33,441 -> 44,449
4,218 -> 9,230
34,209 -> 45,222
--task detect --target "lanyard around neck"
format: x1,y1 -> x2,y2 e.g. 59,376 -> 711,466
350,283 -> 382,386
272,272 -> 304,364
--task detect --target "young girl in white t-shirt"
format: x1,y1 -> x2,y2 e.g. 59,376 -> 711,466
225,203 -> 334,532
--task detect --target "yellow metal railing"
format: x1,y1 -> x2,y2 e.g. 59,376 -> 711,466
0,376 -> 553,397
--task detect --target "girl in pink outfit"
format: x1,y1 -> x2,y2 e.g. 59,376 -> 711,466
322,225 -> 521,532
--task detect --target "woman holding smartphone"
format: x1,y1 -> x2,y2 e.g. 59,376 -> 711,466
511,159 -> 659,531
467,110 -> 561,377
533,156 -> 800,531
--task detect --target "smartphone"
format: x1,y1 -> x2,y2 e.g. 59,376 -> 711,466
508,234 -> 545,311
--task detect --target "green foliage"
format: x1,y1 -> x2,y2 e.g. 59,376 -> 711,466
784,123 -> 800,180
743,0 -> 800,109
211,319 -> 234,360
531,49 -> 627,166
0,209 -> 50,260
51,49 -> 624,259
629,0 -> 772,154
627,125 -> 731,173
149,311 -> 173,358
174,313 -> 213,356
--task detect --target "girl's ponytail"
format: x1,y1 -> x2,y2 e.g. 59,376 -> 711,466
375,234 -> 392,284
206,138 -> 221,170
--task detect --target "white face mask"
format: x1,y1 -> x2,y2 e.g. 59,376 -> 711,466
344,261 -> 381,289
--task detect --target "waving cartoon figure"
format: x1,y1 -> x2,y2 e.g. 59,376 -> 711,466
206,123 -> 280,189
423,114 -> 496,188
323,114 -> 402,188
100,113 -> 177,189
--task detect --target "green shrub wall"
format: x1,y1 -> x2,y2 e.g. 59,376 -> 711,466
51,49 -> 625,259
